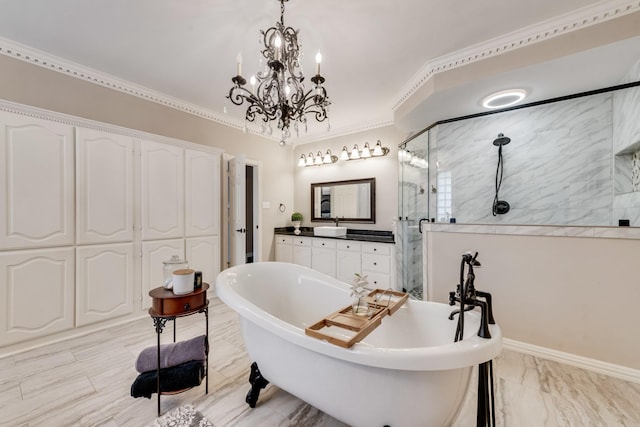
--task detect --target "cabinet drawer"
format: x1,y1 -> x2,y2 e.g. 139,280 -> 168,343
365,272 -> 391,289
276,235 -> 293,245
313,238 -> 336,249
362,242 -> 392,256
293,237 -> 311,247
336,241 -> 361,252
362,253 -> 390,274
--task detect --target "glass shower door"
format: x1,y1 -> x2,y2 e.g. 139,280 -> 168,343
397,131 -> 430,299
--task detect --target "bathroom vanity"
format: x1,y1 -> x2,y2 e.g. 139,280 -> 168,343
274,228 -> 396,290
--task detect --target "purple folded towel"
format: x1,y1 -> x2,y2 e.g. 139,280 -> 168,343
136,335 -> 207,373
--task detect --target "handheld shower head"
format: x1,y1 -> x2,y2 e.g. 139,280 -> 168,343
492,133 -> 511,146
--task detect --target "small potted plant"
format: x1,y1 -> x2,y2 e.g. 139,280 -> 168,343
291,212 -> 303,235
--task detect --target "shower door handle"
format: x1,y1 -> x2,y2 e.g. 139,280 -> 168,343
418,218 -> 430,233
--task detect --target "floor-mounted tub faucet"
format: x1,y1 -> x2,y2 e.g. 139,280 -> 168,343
448,251 -> 495,340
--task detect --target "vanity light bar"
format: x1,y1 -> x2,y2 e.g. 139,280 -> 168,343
341,140 -> 389,161
298,141 -> 389,167
298,150 -> 338,167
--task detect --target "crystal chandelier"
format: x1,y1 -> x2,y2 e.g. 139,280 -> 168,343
227,0 -> 330,146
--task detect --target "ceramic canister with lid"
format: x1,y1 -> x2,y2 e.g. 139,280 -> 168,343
172,269 -> 195,295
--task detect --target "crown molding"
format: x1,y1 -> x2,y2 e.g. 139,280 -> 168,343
0,35 -> 272,138
1,1 -> 637,143
391,0 -> 640,111
0,98 -> 224,154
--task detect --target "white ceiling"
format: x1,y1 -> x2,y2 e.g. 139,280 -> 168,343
0,0 -> 639,143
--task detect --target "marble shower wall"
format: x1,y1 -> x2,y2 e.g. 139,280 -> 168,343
431,93 -> 614,225
423,57 -> 640,226
612,58 -> 640,225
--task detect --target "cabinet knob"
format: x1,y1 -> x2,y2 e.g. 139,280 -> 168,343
347,245 -> 350,249
184,303 -> 191,311
322,243 -> 325,246
374,248 -> 377,252
373,262 -> 377,266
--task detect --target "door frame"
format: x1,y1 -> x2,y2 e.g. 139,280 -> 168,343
222,154 -> 262,269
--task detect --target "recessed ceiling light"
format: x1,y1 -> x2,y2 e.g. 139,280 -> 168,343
481,89 -> 527,109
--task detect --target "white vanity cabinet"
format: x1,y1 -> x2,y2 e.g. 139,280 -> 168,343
292,236 -> 312,268
275,235 -> 293,263
312,238 -> 336,277
361,242 -> 393,289
336,241 -> 362,283
274,233 -> 396,289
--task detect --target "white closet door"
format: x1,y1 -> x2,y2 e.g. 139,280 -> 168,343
185,149 -> 220,237
141,239 -> 185,310
0,112 -> 74,249
76,243 -> 135,326
76,128 -> 134,244
0,248 -> 75,346
186,236 -> 220,287
141,140 -> 184,240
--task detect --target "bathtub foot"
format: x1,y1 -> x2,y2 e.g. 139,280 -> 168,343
246,362 -> 269,408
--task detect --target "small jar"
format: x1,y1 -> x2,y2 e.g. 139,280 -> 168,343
162,255 -> 189,288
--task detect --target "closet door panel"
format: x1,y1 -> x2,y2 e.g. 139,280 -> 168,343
185,150 -> 220,237
0,248 -> 75,346
141,239 -> 185,310
76,128 -> 134,244
186,236 -> 220,287
141,140 -> 184,240
0,113 -> 74,249
76,243 -> 134,326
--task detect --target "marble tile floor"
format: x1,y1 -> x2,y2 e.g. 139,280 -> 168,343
1,295 -> 639,427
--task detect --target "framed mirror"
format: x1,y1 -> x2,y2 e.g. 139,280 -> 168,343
311,178 -> 376,223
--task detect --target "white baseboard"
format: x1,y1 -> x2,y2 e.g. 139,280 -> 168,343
503,338 -> 640,384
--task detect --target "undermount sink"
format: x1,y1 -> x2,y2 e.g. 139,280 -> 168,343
313,226 -> 347,237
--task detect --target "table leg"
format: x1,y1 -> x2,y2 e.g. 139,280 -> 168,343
153,317 -> 168,417
205,307 -> 209,394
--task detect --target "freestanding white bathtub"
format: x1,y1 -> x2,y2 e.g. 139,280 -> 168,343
216,262 -> 502,427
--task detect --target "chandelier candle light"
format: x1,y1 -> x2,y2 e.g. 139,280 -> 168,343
227,0 -> 331,146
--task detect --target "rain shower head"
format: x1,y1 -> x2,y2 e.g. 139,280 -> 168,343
492,133 -> 511,146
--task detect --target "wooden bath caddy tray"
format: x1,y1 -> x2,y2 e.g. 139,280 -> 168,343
305,289 -> 409,348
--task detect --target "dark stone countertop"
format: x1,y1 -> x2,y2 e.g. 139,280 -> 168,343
274,227 -> 394,244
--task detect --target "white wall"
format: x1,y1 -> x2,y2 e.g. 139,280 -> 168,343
424,226 -> 640,371
293,125 -> 407,231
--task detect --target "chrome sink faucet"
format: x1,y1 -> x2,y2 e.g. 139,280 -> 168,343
334,216 -> 340,227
